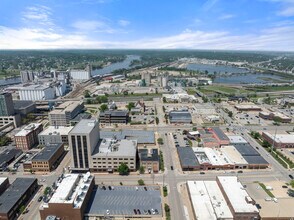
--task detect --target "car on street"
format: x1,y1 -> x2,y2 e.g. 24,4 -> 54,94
237,170 -> 243,173
200,172 -> 205,174
170,166 -> 174,170
289,174 -> 294,179
38,196 -> 43,202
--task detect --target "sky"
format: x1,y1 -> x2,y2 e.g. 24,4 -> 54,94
0,0 -> 294,50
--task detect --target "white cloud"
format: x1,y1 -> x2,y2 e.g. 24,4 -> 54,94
264,0 -> 294,16
72,20 -> 114,33
218,14 -> 235,20
202,0 -> 219,11
118,20 -> 130,27
22,5 -> 54,27
278,6 -> 294,16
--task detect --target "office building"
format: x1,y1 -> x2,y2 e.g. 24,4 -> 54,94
0,178 -> 38,220
138,148 -> 159,173
40,173 -> 94,220
262,131 -> 294,148
0,115 -> 21,128
38,126 -> 73,145
99,110 -> 129,124
20,70 -> 34,83
91,138 -> 137,172
13,100 -> 36,116
49,101 -> 84,126
15,123 -> 43,150
19,84 -> 55,101
30,143 -> 65,172
69,119 -> 100,171
0,92 -> 15,116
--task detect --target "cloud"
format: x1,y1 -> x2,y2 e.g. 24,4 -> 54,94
72,20 -> 114,33
278,6 -> 294,16
218,14 -> 235,20
264,0 -> 294,16
118,20 -> 130,27
202,0 -> 219,11
22,5 -> 54,27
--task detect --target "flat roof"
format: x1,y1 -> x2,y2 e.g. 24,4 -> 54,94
177,147 -> 199,167
0,177 -> 8,186
169,111 -> 192,118
234,143 -> 260,156
217,176 -> 259,214
69,119 -> 98,134
39,126 -> 73,136
220,146 -> 248,165
13,100 -> 35,109
0,149 -> 22,167
0,178 -> 37,213
228,135 -> 247,144
85,185 -> 162,216
243,155 -> 269,165
50,101 -> 82,114
19,84 -> 51,90
32,143 -> 63,161
100,110 -> 128,117
263,132 -> 294,143
47,173 -> 93,209
100,130 -> 155,144
187,181 -> 233,220
235,104 -> 261,110
138,149 -> 159,162
211,127 -> 229,141
15,123 -> 42,136
193,148 -> 231,166
92,139 -> 137,157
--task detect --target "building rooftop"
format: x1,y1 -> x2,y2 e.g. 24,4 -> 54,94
217,176 -> 259,214
242,155 -> 269,165
138,149 -> 159,162
32,143 -> 63,161
263,132 -> 294,143
46,173 -> 93,209
100,130 -> 155,144
228,135 -> 247,144
69,119 -> 98,134
50,101 -> 82,115
85,185 -> 162,216
15,123 -> 42,136
211,127 -> 229,141
0,178 -> 37,213
177,147 -> 199,167
187,181 -> 233,220
100,110 -> 129,117
0,177 -> 8,186
0,149 -> 22,167
19,84 -> 52,90
234,143 -> 260,156
92,138 -> 137,157
13,100 -> 35,110
235,104 -> 261,110
169,111 -> 192,119
71,113 -> 91,123
220,145 -> 248,165
39,126 -> 73,136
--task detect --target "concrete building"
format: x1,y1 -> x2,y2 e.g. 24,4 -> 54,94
210,127 -> 230,146
235,104 -> 262,111
262,131 -> 294,148
38,126 -> 73,145
0,149 -> 22,171
0,178 -> 38,220
0,178 -> 9,196
69,119 -> 100,171
13,100 -> 36,116
169,110 -> 192,124
14,123 -> 43,151
99,110 -> 129,124
259,111 -> 292,123
216,176 -> 259,219
20,70 -> 34,83
141,72 -> 151,86
30,143 -> 65,172
138,148 -> 159,173
70,65 -> 91,81
163,93 -> 197,103
49,101 -> 84,126
177,147 -> 200,171
91,138 -> 137,172
0,115 -> 21,128
0,92 -> 15,116
19,84 -> 55,101
187,181 -> 233,220
40,173 -> 95,220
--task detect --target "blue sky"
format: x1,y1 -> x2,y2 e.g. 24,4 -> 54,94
0,0 -> 294,50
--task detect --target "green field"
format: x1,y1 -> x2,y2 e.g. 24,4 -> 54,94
245,85 -> 294,92
198,85 -> 248,95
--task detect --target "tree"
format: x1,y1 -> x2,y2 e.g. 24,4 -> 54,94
139,166 -> 145,174
228,111 -> 233,117
262,140 -> 271,148
162,97 -> 167,103
138,179 -> 145,185
126,102 -> 135,111
157,138 -> 163,145
84,90 -> 91,98
0,135 -> 11,146
155,117 -> 159,125
19,205 -> 25,214
96,95 -> 108,104
118,163 -> 129,175
99,104 -> 108,112
44,186 -> 51,196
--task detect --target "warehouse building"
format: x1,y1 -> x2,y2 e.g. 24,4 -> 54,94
177,147 -> 200,171
235,104 -> 261,111
40,173 -> 95,220
0,178 -> 38,220
169,110 -> 192,124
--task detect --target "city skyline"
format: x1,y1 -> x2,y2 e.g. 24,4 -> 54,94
0,0 -> 294,50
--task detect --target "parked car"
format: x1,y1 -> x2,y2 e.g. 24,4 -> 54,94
237,170 -> 243,174
200,172 -> 205,175
38,196 -> 43,202
170,166 -> 174,170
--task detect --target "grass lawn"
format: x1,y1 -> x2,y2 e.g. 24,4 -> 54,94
199,85 -> 248,95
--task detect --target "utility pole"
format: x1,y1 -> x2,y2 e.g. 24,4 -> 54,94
271,126 -> 278,153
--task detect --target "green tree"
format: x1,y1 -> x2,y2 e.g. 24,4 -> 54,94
126,102 -> 135,111
99,104 -> 108,112
155,117 -> 159,125
44,186 -> 51,196
157,138 -> 163,145
162,97 -> 167,103
228,111 -> 233,117
138,179 -> 145,185
139,166 -> 145,174
118,163 -> 129,175
84,90 -> 91,98
19,205 -> 25,214
0,135 -> 11,146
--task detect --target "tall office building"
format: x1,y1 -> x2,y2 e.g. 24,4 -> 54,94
0,92 -> 15,116
69,119 -> 100,170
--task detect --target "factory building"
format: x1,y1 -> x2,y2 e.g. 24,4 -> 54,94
19,84 -> 55,101
70,65 -> 91,81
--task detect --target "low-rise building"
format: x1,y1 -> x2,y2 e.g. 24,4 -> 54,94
13,100 -> 36,116
162,93 -> 197,103
0,178 -> 9,196
91,138 -> 137,172
0,115 -> 21,128
30,143 -> 65,172
259,111 -> 292,123
15,123 -> 43,150
235,104 -> 262,111
40,173 -> 95,220
49,101 -> 84,126
177,147 -> 200,171
262,131 -> 294,148
138,148 -> 159,173
0,149 -> 22,171
210,127 -> 230,146
0,178 -> 38,220
169,110 -> 192,124
38,126 -> 73,145
99,110 -> 129,124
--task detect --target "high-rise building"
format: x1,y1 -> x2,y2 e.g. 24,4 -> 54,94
69,119 -> 100,171
20,71 -> 35,83
0,92 -> 15,116
141,72 -> 151,86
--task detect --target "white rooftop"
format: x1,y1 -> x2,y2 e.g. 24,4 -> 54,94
0,177 -> 8,186
189,131 -> 200,136
220,146 -> 248,165
227,135 -> 248,144
193,147 -> 232,166
264,132 -> 294,143
217,176 -> 259,214
15,123 -> 42,136
39,126 -> 73,136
